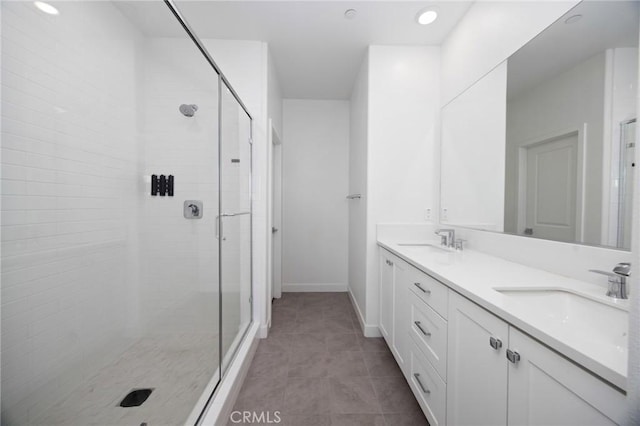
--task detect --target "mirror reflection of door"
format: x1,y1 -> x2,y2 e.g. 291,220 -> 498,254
523,133 -> 579,242
503,1 -> 639,248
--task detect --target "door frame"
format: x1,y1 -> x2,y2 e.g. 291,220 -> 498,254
516,124 -> 587,242
267,119 -> 283,327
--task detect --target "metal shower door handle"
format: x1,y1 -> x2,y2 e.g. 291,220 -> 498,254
216,211 -> 251,239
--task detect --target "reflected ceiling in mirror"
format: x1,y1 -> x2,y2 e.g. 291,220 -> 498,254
504,1 -> 638,250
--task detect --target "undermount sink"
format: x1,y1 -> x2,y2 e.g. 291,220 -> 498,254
397,243 -> 449,252
494,287 -> 628,351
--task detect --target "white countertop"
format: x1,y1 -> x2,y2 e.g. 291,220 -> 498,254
378,237 -> 629,391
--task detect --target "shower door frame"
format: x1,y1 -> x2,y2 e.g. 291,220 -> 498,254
163,0 -> 254,423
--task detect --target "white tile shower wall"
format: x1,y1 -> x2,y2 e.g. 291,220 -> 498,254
138,38 -> 221,335
0,6 -> 268,423
138,38 -> 258,343
0,2 -> 140,421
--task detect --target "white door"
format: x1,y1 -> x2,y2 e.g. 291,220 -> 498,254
507,328 -> 625,425
379,251 -> 394,342
524,133 -> 578,242
271,127 -> 283,300
447,292 -> 509,426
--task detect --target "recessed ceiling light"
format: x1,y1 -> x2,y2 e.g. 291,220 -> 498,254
564,14 -> 583,24
34,1 -> 59,15
416,9 -> 438,25
344,9 -> 357,20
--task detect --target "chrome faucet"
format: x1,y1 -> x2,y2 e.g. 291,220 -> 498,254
435,229 -> 455,249
589,262 -> 631,299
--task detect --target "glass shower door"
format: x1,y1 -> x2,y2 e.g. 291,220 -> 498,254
0,1 -> 224,424
219,84 -> 253,374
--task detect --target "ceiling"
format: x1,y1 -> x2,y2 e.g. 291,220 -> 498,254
507,1 -> 640,100
119,1 -> 473,99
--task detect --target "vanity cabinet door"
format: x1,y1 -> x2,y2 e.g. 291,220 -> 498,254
379,250 -> 394,342
447,291 -> 509,426
391,260 -> 408,372
507,328 -> 625,426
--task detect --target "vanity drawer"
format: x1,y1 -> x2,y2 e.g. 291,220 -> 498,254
408,265 -> 449,319
409,338 -> 447,426
410,291 -> 447,381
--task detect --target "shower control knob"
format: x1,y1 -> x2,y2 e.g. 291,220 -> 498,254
184,200 -> 203,219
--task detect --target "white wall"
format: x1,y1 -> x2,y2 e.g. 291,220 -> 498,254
441,61 -> 507,231
282,99 -> 349,291
361,46 -> 441,329
266,46 -> 283,313
267,49 -> 283,137
1,2 -> 139,421
348,54 -> 369,323
441,1 -> 579,105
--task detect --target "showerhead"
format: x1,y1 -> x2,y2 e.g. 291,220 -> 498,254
179,104 -> 198,117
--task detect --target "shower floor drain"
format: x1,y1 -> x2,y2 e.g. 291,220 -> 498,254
119,388 -> 153,407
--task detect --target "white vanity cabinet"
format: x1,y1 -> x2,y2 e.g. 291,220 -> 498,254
379,251 -> 394,341
447,291 -> 626,426
447,291 -> 509,426
407,275 -> 450,426
380,246 -> 626,426
378,250 -> 409,372
507,328 -> 625,425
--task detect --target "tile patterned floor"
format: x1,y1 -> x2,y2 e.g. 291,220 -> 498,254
230,292 -> 429,426
15,294 -> 224,426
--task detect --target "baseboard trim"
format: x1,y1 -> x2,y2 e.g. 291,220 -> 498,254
198,322 -> 259,425
282,283 -> 348,292
258,323 -> 269,339
347,288 -> 382,338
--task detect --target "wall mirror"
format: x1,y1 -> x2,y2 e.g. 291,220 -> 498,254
441,0 -> 639,250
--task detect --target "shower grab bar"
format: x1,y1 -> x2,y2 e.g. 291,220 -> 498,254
216,211 -> 251,239
346,194 -> 361,199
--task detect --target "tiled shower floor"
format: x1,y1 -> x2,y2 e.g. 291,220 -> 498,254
34,331 -> 218,425
23,294 -> 226,426
230,292 -> 429,426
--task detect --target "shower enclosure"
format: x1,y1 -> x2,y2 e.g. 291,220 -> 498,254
0,1 -> 252,424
